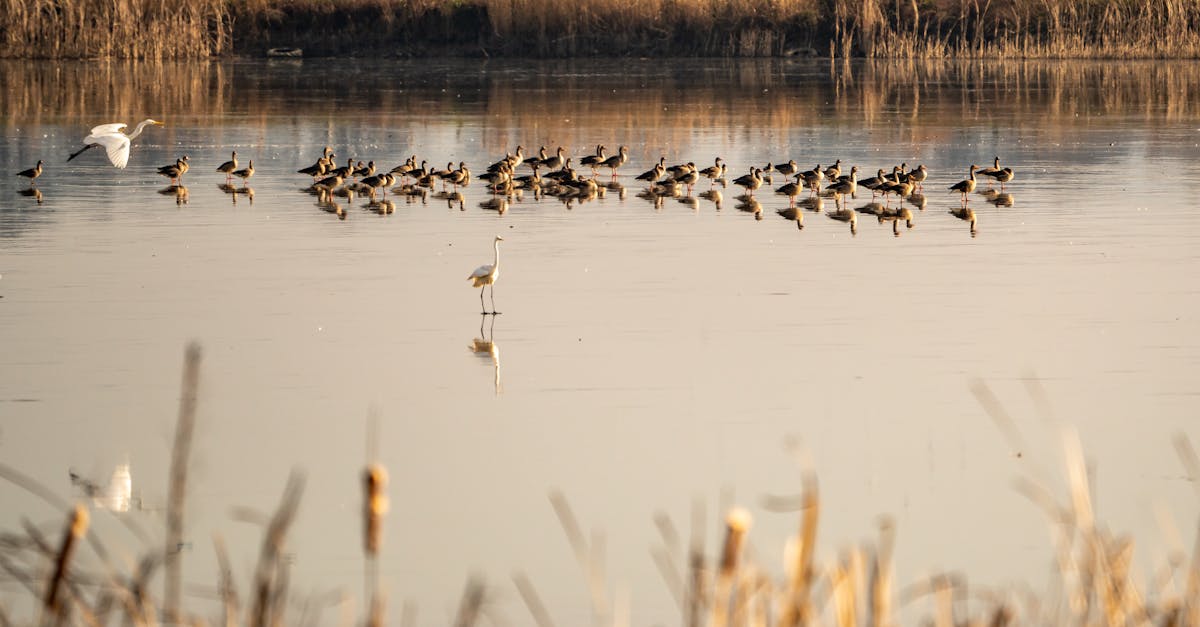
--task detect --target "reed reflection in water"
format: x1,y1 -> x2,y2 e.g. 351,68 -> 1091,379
0,57 -> 1198,626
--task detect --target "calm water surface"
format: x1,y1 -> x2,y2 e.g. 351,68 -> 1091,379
1,58 -> 1199,623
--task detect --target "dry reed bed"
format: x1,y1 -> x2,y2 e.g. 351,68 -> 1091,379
3,0 -> 1200,59
0,347 -> 1197,626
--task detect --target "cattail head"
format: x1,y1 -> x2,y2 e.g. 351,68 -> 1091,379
70,504 -> 90,538
719,507 -> 752,577
363,464 -> 388,556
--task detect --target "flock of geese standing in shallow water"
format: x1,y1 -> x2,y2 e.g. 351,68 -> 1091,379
10,119 -> 1022,313
12,120 -> 1017,241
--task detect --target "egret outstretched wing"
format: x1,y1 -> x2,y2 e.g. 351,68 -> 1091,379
89,123 -> 128,136
89,133 -> 132,169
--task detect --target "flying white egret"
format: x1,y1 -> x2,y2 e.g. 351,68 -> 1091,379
468,235 -> 504,315
67,119 -> 165,169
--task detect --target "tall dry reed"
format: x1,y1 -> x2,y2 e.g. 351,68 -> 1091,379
1,0 -> 230,59
4,0 -> 1200,58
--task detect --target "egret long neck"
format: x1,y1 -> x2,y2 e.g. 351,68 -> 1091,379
493,240 -> 501,268
127,120 -> 154,140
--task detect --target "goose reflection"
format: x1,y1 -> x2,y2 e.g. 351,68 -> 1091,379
367,198 -> 395,215
479,197 -> 508,215
776,207 -> 804,230
159,184 -> 188,205
797,195 -> 824,212
979,188 -> 1015,207
18,187 -> 43,204
907,192 -> 928,210
878,206 -> 915,236
735,196 -> 763,220
435,190 -> 465,211
219,183 -> 254,205
826,207 -> 858,235
468,314 -> 501,395
699,189 -> 723,210
949,206 -> 978,237
677,195 -> 699,211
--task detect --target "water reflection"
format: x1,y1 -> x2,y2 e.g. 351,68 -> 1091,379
699,189 -> 723,210
980,189 -> 1015,207
17,187 -> 43,204
827,207 -> 858,235
70,462 -> 133,513
218,183 -> 254,205
158,184 -> 189,205
468,314 -> 501,396
949,206 -> 978,237
775,207 -> 804,230
734,195 -> 763,220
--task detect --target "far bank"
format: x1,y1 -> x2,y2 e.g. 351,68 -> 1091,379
4,0 -> 1200,59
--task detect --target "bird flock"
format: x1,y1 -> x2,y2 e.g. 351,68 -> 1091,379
15,123 -> 1016,236
14,123 -> 1019,311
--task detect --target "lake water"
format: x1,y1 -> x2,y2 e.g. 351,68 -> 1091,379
1,58 -> 1199,625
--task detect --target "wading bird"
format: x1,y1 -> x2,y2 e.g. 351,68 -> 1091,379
468,235 -> 504,315
950,164 -> 978,202
16,160 -> 43,185
67,119 -> 164,168
216,151 -> 238,182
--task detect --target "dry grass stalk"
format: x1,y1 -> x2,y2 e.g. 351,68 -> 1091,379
40,504 -> 88,625
710,507 -> 752,627
362,463 -> 388,627
778,473 -> 818,626
213,534 -> 240,627
511,572 -> 557,627
548,490 -> 610,620
249,471 -> 305,627
451,576 -> 486,627
164,342 -> 202,625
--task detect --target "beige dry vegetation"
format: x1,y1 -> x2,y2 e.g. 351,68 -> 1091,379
1,0 -> 1198,58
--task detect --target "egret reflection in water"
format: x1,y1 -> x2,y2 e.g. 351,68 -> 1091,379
70,462 -> 133,512
468,314 -> 501,395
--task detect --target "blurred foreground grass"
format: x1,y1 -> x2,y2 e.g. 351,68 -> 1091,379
1,343 -> 1196,626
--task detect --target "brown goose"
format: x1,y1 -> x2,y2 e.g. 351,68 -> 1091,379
231,160 -> 254,186
825,167 -> 858,207
636,158 -> 666,185
599,145 -> 628,178
540,146 -> 566,172
775,172 -> 805,207
16,160 -> 44,185
698,157 -> 725,187
580,145 -> 607,174
732,167 -> 764,196
905,164 -> 928,191
823,159 -> 842,181
984,167 -> 1014,189
949,164 -> 978,202
976,156 -> 1002,178
216,151 -> 238,182
157,156 -> 189,184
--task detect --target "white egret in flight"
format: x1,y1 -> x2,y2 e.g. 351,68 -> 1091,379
67,119 -> 165,169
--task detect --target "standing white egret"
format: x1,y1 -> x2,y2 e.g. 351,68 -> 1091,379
468,236 -> 504,315
67,119 -> 165,169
